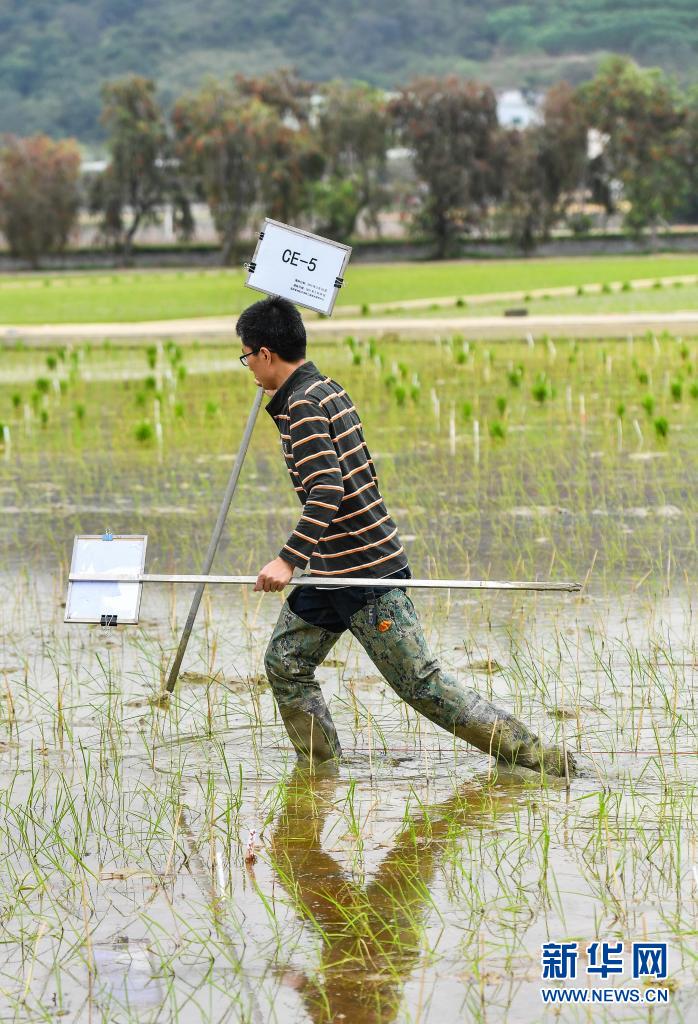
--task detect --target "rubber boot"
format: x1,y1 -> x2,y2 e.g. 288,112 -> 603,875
349,588 -> 576,778
264,600 -> 343,763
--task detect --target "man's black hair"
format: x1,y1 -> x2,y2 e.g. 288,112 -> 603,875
235,296 -> 307,361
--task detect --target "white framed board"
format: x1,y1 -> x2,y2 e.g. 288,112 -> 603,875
65,535 -> 147,624
245,219 -> 352,316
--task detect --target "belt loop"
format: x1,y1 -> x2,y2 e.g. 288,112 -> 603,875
367,585 -> 378,626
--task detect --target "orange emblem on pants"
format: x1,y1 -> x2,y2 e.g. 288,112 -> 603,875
378,619 -> 392,632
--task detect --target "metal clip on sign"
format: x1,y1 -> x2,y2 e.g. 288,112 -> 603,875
242,232 -> 265,273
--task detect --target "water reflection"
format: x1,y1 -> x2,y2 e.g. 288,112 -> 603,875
269,766 -> 524,1024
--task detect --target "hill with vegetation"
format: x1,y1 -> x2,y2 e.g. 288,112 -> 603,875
1,0 -> 696,142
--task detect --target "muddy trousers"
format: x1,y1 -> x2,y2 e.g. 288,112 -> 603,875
264,587 -> 574,776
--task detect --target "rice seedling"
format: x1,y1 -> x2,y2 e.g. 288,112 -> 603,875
134,421 -> 154,443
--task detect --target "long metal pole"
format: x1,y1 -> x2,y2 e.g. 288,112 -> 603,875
164,387 -> 264,693
71,573 -> 581,593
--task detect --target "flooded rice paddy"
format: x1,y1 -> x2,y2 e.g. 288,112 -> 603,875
1,331 -> 697,1021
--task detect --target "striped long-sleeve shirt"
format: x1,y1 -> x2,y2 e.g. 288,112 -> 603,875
265,361 -> 409,579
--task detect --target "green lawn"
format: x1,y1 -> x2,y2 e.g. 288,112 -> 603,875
0,255 -> 696,324
385,282 -> 698,319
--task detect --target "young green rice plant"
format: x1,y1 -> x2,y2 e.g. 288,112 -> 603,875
507,366 -> 523,388
641,394 -> 656,417
134,420 -> 154,443
670,379 -> 682,402
654,416 -> 669,438
531,374 -> 550,404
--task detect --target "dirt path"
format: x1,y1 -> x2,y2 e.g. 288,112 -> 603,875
2,309 -> 698,346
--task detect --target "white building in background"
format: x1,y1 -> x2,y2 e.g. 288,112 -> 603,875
80,159 -> 107,174
496,89 -> 541,128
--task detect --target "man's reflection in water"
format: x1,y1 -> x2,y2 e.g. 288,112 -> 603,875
268,765 -> 523,1024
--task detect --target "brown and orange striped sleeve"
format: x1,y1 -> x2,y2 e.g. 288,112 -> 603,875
278,395 -> 345,570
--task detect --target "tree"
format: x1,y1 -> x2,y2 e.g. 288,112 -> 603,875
90,76 -> 191,262
499,82 -> 588,252
254,105 -> 324,227
311,81 -> 390,239
580,56 -> 686,239
0,134 -> 80,266
235,68 -> 314,125
675,87 -> 698,223
173,83 -> 262,264
390,76 -> 503,257
173,81 -> 323,263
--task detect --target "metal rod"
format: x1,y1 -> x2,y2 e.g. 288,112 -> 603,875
70,573 -> 581,593
164,387 -> 264,693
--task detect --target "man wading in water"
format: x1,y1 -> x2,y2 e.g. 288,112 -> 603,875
237,296 -> 576,777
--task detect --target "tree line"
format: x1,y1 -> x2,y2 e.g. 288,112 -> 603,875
3,1 -> 697,141
1,57 -> 697,267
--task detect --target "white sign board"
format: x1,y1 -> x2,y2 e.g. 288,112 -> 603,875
65,535 -> 147,624
245,219 -> 352,316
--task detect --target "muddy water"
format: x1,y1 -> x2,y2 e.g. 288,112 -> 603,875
0,569 -> 695,1022
2,336 -> 697,1020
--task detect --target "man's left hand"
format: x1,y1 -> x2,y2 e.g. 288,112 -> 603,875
254,556 -> 295,592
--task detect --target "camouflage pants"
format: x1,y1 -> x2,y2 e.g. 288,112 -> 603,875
264,587 -> 575,776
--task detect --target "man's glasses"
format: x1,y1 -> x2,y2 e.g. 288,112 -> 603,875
239,349 -> 259,367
